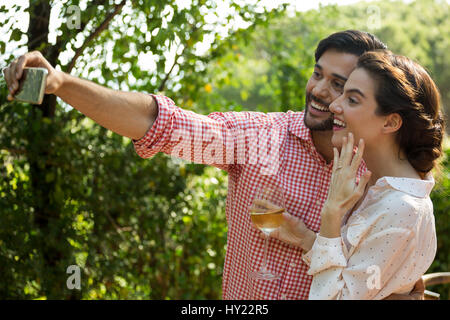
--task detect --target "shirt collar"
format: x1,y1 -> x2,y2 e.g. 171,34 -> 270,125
376,173 -> 435,198
288,110 -> 312,141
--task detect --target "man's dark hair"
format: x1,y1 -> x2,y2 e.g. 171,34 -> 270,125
315,30 -> 387,62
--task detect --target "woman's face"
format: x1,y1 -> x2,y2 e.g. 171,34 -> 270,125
329,68 -> 386,148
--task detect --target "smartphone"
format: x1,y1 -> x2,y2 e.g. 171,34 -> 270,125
12,67 -> 48,105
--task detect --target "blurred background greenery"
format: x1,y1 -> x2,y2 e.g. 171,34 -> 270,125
0,0 -> 448,299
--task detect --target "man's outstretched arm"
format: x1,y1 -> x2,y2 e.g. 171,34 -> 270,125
4,51 -> 157,140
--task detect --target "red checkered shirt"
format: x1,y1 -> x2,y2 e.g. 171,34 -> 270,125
133,94 -> 366,299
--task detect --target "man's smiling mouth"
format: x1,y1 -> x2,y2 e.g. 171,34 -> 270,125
310,100 -> 330,112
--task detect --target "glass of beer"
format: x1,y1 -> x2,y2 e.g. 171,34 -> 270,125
249,184 -> 285,281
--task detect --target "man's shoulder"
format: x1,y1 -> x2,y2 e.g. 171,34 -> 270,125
263,109 -> 306,129
269,109 -> 304,125
207,109 -> 305,131
283,110 -> 309,140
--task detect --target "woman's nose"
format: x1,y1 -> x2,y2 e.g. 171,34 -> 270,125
329,98 -> 343,114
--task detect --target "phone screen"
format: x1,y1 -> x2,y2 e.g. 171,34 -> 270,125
14,67 -> 48,105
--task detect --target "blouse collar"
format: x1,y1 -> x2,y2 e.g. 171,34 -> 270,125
374,173 -> 435,198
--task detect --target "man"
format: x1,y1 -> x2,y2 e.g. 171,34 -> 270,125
4,30 -> 423,299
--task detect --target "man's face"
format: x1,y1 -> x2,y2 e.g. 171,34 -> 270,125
304,49 -> 359,131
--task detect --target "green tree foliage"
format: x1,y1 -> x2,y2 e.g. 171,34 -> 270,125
0,0 -> 286,299
429,147 -> 450,299
206,0 -> 450,119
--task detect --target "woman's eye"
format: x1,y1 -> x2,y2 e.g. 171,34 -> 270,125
348,97 -> 357,104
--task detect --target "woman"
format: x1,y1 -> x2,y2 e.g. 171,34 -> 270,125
271,50 -> 445,299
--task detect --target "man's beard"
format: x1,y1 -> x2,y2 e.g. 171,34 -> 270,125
303,92 -> 334,131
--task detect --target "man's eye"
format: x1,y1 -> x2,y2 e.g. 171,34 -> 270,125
313,71 -> 321,78
333,81 -> 344,89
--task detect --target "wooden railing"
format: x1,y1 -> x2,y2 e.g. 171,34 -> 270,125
422,272 -> 450,300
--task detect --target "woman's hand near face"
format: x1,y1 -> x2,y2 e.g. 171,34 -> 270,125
320,132 -> 372,238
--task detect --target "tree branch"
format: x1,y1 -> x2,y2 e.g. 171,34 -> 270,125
54,0 -> 107,56
65,0 -> 127,73
105,210 -> 131,241
158,49 -> 184,93
1,147 -> 27,156
157,23 -> 205,92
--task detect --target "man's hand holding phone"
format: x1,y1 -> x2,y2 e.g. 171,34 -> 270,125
3,50 -> 157,140
3,51 -> 64,104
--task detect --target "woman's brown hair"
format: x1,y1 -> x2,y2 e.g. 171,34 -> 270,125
357,50 -> 445,175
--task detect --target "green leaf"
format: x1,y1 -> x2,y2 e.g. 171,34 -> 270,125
10,29 -> 22,42
45,172 -> 54,183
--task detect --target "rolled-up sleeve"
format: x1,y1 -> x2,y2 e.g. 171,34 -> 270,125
133,94 -> 285,172
132,95 -> 174,158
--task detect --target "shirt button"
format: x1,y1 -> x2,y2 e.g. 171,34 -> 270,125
316,199 -> 321,205
290,262 -> 297,268
280,294 -> 287,300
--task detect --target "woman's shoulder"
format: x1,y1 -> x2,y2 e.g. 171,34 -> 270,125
345,189 -> 435,248
367,173 -> 433,211
351,176 -> 435,232
365,189 -> 436,258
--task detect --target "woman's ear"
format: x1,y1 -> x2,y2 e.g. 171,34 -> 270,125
383,113 -> 403,134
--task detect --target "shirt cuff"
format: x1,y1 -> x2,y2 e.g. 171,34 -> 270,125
132,94 -> 171,158
306,235 -> 347,275
301,232 -> 317,266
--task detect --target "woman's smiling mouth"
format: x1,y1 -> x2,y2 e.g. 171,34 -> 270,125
333,117 -> 346,130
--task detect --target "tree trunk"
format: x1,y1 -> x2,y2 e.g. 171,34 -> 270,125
26,0 -> 79,299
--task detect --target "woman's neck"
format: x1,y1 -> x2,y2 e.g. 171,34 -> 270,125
363,141 -> 421,186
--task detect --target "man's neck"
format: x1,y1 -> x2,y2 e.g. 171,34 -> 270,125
311,130 -> 335,164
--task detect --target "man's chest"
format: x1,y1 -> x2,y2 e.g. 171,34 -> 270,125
236,138 -> 333,232
280,143 -> 333,232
